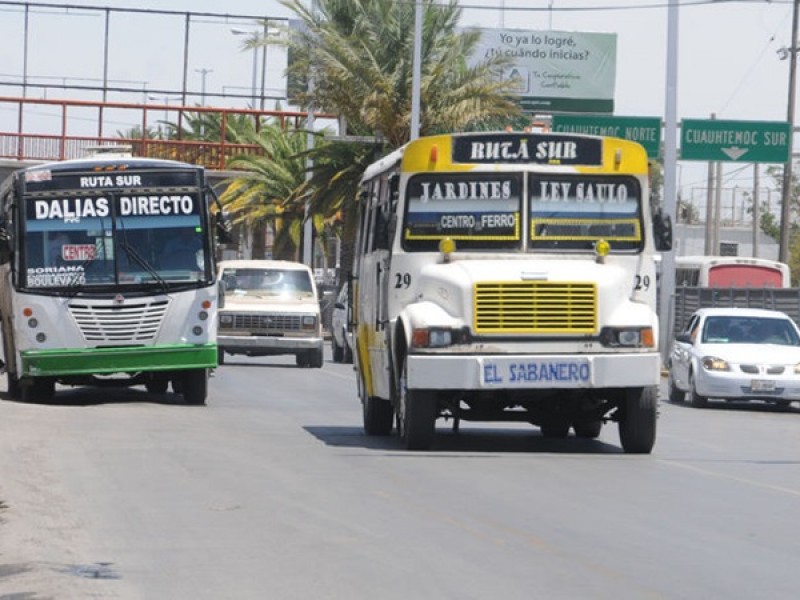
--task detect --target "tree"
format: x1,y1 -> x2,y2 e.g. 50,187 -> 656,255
766,163 -> 800,281
270,0 -> 523,277
221,122 -> 320,260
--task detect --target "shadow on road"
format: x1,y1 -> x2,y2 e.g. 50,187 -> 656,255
0,386 -> 191,407
304,425 -> 625,454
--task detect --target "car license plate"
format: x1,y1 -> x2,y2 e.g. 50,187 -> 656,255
751,379 -> 775,392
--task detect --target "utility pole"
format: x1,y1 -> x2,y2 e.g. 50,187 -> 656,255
779,0 -> 799,263
195,68 -> 212,106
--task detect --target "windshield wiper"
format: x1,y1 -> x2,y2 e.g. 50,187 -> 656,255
117,239 -> 168,293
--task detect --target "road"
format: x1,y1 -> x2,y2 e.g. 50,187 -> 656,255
2,351 -> 800,599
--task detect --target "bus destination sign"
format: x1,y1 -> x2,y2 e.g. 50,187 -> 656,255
452,134 -> 602,166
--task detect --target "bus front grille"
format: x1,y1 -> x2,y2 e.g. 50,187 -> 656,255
474,282 -> 597,334
69,299 -> 170,343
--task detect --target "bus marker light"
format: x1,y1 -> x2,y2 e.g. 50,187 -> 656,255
439,237 -> 456,262
198,311 -> 208,321
22,307 -> 33,317
36,333 -> 46,343
28,318 -> 38,328
192,326 -> 203,336
614,149 -> 622,170
202,300 -> 212,309
429,145 -> 438,165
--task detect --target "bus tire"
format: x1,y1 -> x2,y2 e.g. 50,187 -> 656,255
398,358 -> 436,450
145,379 -> 169,394
182,370 -> 208,406
6,371 -> 21,400
364,397 -> 393,436
573,420 -> 603,439
618,386 -> 657,454
22,378 -> 55,403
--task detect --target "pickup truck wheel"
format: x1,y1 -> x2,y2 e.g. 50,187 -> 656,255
618,386 -> 657,454
398,358 -> 436,450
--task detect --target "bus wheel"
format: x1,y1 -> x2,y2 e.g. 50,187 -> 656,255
6,371 -> 21,400
618,386 -> 657,454
145,379 -> 169,394
540,420 -> 570,438
573,420 -> 603,439
181,370 -> 208,406
398,358 -> 436,450
22,378 -> 55,403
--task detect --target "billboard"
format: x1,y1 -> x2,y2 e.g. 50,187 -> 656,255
471,28 -> 617,114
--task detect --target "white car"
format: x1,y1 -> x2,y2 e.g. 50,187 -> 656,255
668,307 -> 800,408
330,284 -> 353,363
217,260 -> 324,368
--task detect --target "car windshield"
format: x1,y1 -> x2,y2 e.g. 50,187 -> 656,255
222,267 -> 313,297
702,316 -> 800,346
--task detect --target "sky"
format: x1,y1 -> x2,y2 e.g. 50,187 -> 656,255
0,0 -> 796,207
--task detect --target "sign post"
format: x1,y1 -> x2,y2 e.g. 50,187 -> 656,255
680,119 -> 791,163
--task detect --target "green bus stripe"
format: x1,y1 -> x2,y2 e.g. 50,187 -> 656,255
21,344 -> 218,377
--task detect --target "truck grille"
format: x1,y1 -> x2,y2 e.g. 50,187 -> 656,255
474,282 -> 597,334
69,299 -> 169,343
230,313 -> 302,331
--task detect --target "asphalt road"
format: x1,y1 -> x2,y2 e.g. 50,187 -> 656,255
2,351 -> 800,599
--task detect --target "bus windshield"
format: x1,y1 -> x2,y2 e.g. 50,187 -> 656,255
22,190 -> 208,290
529,174 -> 643,251
401,172 -> 643,252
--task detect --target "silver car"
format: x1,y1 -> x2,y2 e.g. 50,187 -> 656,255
330,284 -> 353,363
668,307 -> 800,408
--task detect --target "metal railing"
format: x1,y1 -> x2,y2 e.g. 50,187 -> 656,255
0,95 -> 336,170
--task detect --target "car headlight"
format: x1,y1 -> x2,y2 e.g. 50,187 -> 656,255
600,327 -> 655,348
702,356 -> 730,371
301,315 -> 317,330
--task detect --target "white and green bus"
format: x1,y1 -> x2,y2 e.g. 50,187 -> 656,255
0,157 -> 231,404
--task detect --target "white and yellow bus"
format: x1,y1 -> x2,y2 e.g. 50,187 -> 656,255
0,157 -> 231,404
351,131 -> 672,452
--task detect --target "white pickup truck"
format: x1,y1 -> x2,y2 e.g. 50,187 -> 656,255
217,259 -> 324,367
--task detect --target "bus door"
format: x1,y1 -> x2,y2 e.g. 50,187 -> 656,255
358,176 -> 394,401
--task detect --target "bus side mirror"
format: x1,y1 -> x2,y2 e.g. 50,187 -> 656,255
653,209 -> 673,252
215,210 -> 233,245
0,228 -> 12,265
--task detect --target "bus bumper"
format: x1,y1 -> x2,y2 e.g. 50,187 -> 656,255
407,352 -> 661,390
21,344 -> 218,377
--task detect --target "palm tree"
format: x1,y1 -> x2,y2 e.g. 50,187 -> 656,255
270,0 -> 522,278
278,0 -> 521,147
221,122 -> 332,261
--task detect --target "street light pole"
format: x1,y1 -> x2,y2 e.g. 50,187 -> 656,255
779,0 -> 799,263
195,68 -> 213,106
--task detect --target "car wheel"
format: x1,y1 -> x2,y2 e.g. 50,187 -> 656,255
343,335 -> 353,364
689,370 -> 708,408
397,357 -> 436,450
331,336 -> 343,363
573,420 -> 603,439
618,386 -> 657,454
668,371 -> 684,403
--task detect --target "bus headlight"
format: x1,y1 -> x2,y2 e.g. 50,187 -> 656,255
702,356 -> 729,371
600,327 -> 654,348
411,327 -> 469,348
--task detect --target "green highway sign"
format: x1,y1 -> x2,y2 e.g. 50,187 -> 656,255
551,114 -> 662,158
680,119 -> 791,163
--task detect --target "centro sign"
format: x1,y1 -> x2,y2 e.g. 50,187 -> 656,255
680,119 -> 791,163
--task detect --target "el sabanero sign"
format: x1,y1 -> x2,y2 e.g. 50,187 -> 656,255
680,119 -> 791,163
551,114 -> 662,159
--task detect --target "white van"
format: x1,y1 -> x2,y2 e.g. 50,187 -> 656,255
217,260 -> 324,367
